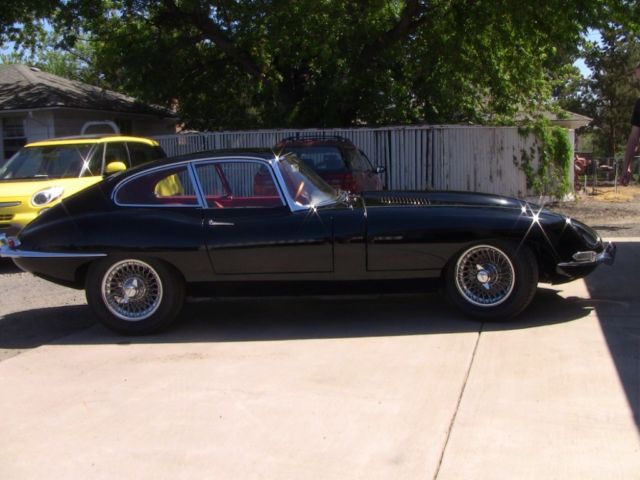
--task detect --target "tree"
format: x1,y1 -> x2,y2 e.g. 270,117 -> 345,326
1,30 -> 98,84
2,1 -> 640,130
560,25 -> 640,158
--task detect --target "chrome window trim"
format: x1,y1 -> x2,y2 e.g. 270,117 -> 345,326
269,155 -> 308,212
187,162 -> 207,208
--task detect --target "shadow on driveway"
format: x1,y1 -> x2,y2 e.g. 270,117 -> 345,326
583,240 -> 640,427
1,288 -> 594,352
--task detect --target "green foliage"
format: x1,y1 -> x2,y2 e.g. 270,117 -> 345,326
558,23 -> 640,158
2,2 -> 640,130
1,30 -> 98,84
517,121 -> 573,198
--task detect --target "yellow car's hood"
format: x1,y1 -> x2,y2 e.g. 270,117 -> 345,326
0,177 -> 102,205
0,176 -> 104,235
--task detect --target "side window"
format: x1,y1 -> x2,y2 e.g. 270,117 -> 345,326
358,150 -> 374,170
104,143 -> 130,172
345,149 -> 372,172
2,117 -> 27,163
127,143 -> 164,167
195,161 -> 284,209
115,165 -> 198,206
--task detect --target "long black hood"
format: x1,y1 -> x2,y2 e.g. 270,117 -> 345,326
361,190 -> 526,209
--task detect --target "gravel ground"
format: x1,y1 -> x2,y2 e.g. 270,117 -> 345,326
548,184 -> 640,238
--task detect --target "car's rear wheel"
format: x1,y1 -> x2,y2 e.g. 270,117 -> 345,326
86,257 -> 184,334
445,242 -> 538,320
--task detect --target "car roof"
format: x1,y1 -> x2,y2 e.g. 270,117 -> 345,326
110,148 -> 279,179
102,148 -> 275,186
275,135 -> 356,148
26,135 -> 160,148
167,148 -> 278,162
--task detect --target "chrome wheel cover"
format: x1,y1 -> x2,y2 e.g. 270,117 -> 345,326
101,259 -> 163,321
454,245 -> 515,307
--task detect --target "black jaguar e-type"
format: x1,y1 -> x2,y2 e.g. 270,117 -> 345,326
0,150 -> 615,334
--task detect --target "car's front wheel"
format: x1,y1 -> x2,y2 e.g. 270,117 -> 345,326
444,242 -> 538,320
85,256 -> 184,334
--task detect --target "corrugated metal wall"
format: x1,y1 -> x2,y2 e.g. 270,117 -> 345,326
154,126 -> 564,197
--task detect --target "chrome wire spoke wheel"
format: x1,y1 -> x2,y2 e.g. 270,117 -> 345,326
101,259 -> 163,321
454,245 -> 515,307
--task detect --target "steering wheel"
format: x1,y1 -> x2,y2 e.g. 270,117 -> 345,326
294,181 -> 306,203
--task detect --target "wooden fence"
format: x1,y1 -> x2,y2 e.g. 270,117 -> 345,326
154,126 -> 574,198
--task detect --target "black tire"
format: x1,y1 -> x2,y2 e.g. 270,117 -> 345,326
85,256 -> 185,335
444,241 -> 538,321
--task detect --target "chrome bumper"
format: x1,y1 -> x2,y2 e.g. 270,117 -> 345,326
0,233 -> 19,257
557,242 -> 616,268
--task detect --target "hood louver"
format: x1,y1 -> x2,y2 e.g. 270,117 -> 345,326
378,195 -> 430,206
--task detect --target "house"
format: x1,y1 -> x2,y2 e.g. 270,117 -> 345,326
0,64 -> 177,163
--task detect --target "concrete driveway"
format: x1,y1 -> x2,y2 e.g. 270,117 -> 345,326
0,239 -> 638,479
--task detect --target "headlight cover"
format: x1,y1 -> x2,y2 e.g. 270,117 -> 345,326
31,186 -> 64,207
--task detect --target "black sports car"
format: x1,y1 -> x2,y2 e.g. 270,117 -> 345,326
0,150 -> 615,334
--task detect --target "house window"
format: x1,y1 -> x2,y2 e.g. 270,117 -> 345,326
2,117 -> 27,162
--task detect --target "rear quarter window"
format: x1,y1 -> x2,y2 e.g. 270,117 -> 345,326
115,165 -> 199,206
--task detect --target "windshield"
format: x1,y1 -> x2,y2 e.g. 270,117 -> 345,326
276,154 -> 339,207
0,144 -> 94,180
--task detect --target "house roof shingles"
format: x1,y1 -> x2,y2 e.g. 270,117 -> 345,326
0,64 -> 174,118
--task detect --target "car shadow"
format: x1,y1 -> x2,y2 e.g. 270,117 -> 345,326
589,225 -> 634,234
0,288 -> 592,351
0,258 -> 21,275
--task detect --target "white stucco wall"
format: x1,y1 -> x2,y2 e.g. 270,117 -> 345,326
0,109 -> 175,164
25,111 -> 55,141
52,109 -> 176,138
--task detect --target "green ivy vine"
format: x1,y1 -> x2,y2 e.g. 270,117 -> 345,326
515,120 -> 572,199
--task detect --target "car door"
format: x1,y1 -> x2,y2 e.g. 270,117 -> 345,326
194,160 -> 333,275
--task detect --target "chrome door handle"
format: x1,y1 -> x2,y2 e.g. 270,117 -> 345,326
207,220 -> 234,226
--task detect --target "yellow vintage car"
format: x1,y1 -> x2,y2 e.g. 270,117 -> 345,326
0,135 -> 165,236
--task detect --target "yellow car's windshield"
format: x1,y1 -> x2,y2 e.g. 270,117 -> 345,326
0,144 -> 95,180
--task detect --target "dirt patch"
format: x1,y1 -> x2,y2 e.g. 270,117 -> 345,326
549,184 -> 640,238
